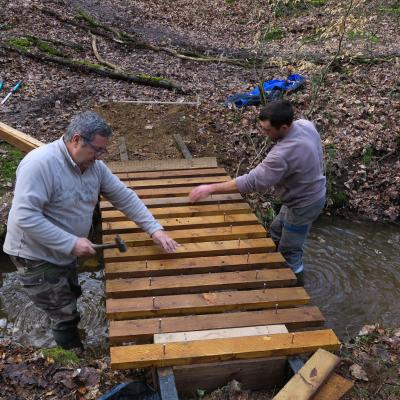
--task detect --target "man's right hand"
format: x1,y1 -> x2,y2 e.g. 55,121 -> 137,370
72,238 -> 96,256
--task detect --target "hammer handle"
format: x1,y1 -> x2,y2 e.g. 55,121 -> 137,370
93,243 -> 118,250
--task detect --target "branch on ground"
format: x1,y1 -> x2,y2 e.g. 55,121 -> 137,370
1,41 -> 185,93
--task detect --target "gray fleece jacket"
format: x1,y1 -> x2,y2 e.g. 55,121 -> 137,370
235,119 -> 326,208
3,138 -> 162,265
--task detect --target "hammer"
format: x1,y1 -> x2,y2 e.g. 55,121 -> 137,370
93,234 -> 127,252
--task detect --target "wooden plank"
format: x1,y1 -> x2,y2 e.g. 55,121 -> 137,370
103,238 -> 276,262
0,121 -> 44,153
106,287 -> 310,320
102,225 -> 265,247
174,357 -> 287,396
110,329 -> 341,369
102,214 -> 259,234
274,348 -> 341,400
105,253 -> 285,279
106,268 -> 296,298
118,137 -> 129,161
109,306 -> 325,344
101,202 -> 251,222
288,356 -> 354,400
173,134 -> 192,160
125,175 -> 230,189
314,373 -> 354,400
115,167 -> 227,181
100,193 -> 244,210
154,324 -> 289,343
158,367 -> 179,400
107,157 -> 217,173
103,185 -> 235,199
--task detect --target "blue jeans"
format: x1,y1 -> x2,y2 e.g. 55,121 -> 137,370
269,196 -> 325,273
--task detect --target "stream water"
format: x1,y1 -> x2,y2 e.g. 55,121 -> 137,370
0,215 -> 399,348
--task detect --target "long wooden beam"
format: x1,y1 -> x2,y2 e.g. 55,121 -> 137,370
125,176 -> 230,189
102,214 -> 259,234
274,349 -> 340,400
115,167 -> 227,181
106,157 -> 217,173
101,202 -> 251,221
103,238 -> 276,262
106,287 -> 310,320
0,121 -> 44,153
106,268 -> 296,298
109,306 -> 325,344
102,225 -> 266,247
105,252 -> 285,279
110,329 -> 341,369
100,193 -> 244,210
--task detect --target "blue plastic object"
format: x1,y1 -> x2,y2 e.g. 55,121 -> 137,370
0,80 -> 3,91
224,74 -> 306,108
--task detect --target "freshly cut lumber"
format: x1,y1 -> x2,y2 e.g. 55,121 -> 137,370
154,324 -> 289,343
107,157 -> 217,173
100,193 -> 244,210
126,175 -> 230,189
314,373 -> 354,400
0,121 -> 44,153
115,167 -> 227,180
102,225 -> 266,247
105,252 -> 285,279
109,306 -> 325,344
103,185 -> 235,199
174,357 -> 287,395
102,213 -> 259,234
106,268 -> 295,298
106,287 -> 310,320
103,238 -> 276,262
110,329 -> 341,369
101,202 -> 251,221
273,348 -> 341,400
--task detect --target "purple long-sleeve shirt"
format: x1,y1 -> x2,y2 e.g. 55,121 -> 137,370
235,119 -> 326,208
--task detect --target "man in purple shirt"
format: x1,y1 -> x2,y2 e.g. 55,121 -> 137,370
190,100 -> 326,284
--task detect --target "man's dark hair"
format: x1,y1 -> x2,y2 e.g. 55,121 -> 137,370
259,100 -> 294,129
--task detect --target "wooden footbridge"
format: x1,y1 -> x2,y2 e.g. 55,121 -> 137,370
100,157 -> 346,398
0,122 -> 353,399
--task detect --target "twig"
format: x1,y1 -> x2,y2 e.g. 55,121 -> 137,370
91,34 -> 120,71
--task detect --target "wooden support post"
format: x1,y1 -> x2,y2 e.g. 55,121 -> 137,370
118,137 -> 129,161
158,367 -> 179,400
173,134 -> 193,160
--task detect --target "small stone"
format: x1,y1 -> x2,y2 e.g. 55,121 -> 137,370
145,125 -> 153,130
0,319 -> 7,329
350,364 -> 369,381
54,100 -> 61,108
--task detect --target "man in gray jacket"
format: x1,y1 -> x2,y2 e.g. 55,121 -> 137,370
4,111 -> 179,349
190,100 -> 326,284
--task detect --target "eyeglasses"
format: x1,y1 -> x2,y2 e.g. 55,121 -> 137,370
81,136 -> 108,157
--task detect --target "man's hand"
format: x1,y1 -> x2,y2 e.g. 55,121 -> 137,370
152,230 -> 180,253
72,237 -> 96,256
189,184 -> 214,202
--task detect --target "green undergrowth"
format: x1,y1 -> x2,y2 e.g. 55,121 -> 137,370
260,26 -> 284,42
41,347 -> 80,367
0,143 -> 23,193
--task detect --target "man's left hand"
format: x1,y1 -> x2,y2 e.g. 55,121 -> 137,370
152,230 -> 180,253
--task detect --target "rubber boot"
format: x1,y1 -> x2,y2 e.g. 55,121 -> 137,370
52,327 -> 83,350
295,271 -> 304,287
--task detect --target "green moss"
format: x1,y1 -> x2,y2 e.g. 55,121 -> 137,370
41,347 -> 80,367
7,37 -> 32,49
380,2 -> 400,16
73,59 -> 105,70
0,143 -> 23,187
35,40 -> 64,57
136,73 -> 167,83
77,9 -> 112,32
260,27 -> 284,42
308,0 -> 326,5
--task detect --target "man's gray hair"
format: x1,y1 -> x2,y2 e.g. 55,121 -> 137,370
64,111 -> 112,142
